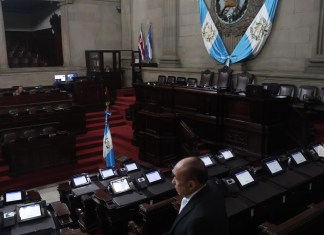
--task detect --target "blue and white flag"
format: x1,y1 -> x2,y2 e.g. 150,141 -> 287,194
199,0 -> 228,64
199,0 -> 278,66
146,24 -> 153,63
103,111 -> 115,167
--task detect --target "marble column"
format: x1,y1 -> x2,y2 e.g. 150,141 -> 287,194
159,0 -> 180,68
60,1 -> 71,67
0,2 -> 8,69
306,0 -> 324,73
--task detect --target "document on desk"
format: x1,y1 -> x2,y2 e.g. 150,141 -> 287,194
146,177 -> 174,195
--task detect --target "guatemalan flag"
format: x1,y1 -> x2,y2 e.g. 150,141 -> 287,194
103,111 -> 115,167
145,24 -> 153,63
198,0 -> 278,66
138,25 -> 146,62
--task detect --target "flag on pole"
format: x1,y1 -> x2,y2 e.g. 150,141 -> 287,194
103,109 -> 115,167
145,24 -> 153,63
138,25 -> 146,62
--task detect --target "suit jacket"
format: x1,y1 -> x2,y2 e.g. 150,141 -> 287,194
168,180 -> 229,235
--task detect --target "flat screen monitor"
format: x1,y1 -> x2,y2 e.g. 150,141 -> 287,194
71,174 -> 91,188
4,190 -> 25,205
99,167 -> 115,180
233,168 -> 256,189
291,151 -> 307,166
66,73 -> 78,82
124,162 -> 139,172
110,177 -> 132,195
313,144 -> 324,157
220,150 -> 234,160
264,158 -> 284,176
16,201 -> 47,223
144,170 -> 164,184
199,155 -> 215,167
54,74 -> 66,82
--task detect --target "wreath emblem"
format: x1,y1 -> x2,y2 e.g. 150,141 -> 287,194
202,21 -> 216,43
104,137 -> 111,150
250,16 -> 269,41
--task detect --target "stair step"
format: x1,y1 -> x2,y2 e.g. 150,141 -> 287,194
76,139 -> 101,150
0,165 -> 9,176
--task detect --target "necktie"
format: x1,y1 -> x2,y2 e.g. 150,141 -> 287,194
179,197 -> 189,214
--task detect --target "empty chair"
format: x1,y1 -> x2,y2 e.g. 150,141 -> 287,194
26,106 -> 38,115
262,83 -> 280,96
199,69 -> 214,87
42,126 -> 56,137
215,66 -> 233,90
157,75 -> 166,84
297,85 -> 318,102
42,105 -> 53,112
278,84 -> 296,97
235,71 -> 254,93
176,76 -> 187,85
187,77 -> 198,86
166,76 -> 176,84
320,87 -> 324,103
2,132 -> 17,144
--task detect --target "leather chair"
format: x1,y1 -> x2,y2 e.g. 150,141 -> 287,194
128,197 -> 177,235
22,129 -> 37,141
166,76 -> 176,84
235,72 -> 254,93
297,85 -> 318,102
320,87 -> 324,103
262,83 -> 280,96
187,77 -> 198,86
76,195 -> 98,234
176,77 -> 187,85
215,66 -> 233,90
157,75 -> 166,84
199,69 -> 214,87
2,132 -> 17,144
42,126 -> 56,137
278,84 -> 296,97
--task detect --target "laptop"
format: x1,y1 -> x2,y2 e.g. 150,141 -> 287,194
231,166 -> 285,204
262,156 -> 309,189
288,149 -> 324,178
143,169 -> 174,195
16,201 -> 48,223
217,149 -> 249,170
199,154 -> 229,178
4,189 -> 26,205
71,173 -> 100,196
98,167 -> 118,188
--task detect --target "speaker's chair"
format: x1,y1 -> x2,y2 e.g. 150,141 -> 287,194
235,72 -> 254,93
199,69 -> 214,87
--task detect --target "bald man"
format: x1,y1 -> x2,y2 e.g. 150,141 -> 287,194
167,157 -> 229,235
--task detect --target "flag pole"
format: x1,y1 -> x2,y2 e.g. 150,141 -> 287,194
103,101 -> 116,168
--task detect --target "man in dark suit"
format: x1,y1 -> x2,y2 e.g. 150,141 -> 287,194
167,156 -> 229,235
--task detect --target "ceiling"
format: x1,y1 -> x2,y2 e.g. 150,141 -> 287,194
2,0 -> 62,12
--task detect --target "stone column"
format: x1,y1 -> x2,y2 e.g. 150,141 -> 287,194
60,1 -> 71,67
306,0 -> 324,73
159,0 -> 180,68
121,0 -> 132,50
0,2 -> 8,69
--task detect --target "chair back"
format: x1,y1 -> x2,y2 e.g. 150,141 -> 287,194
278,84 -> 296,97
200,69 -> 214,87
157,75 -> 166,84
320,87 -> 324,103
297,85 -> 318,101
216,66 -> 233,90
187,78 -> 198,86
166,76 -> 176,84
262,83 -> 280,96
235,72 -> 254,92
176,77 -> 187,85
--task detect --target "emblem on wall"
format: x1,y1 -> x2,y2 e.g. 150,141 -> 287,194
215,0 -> 248,24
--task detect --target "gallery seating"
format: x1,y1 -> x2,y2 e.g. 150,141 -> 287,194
278,84 -> 296,97
297,85 -> 319,102
187,77 -> 198,86
176,76 -> 187,85
199,69 -> 214,87
157,75 -> 166,84
234,71 -> 254,93
262,82 -> 280,96
166,76 -> 176,84
215,66 -> 233,90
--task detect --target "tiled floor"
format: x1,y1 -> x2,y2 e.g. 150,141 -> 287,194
30,181 -> 65,203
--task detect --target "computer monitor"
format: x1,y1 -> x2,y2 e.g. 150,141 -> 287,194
99,167 -> 115,180
262,157 -> 284,176
4,190 -> 25,205
219,149 -> 235,160
71,174 -> 91,188
313,143 -> 324,157
124,162 -> 140,173
290,151 -> 307,166
144,170 -> 164,185
199,154 -> 216,167
233,167 -> 256,189
16,201 -> 47,223
109,177 -> 132,195
54,74 -> 66,82
66,73 -> 78,82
